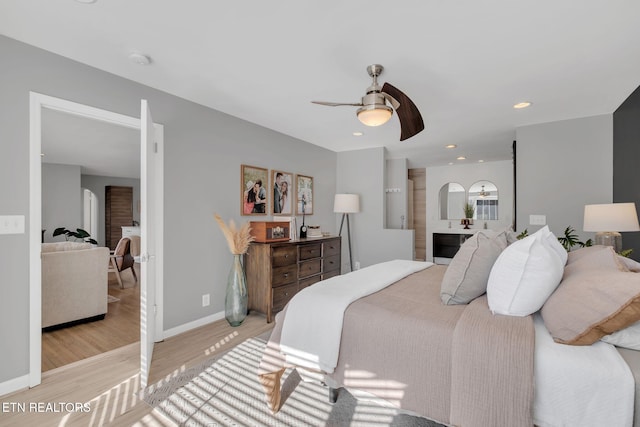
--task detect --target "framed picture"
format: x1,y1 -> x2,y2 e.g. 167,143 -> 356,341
241,164 -> 269,215
272,170 -> 294,215
296,174 -> 313,215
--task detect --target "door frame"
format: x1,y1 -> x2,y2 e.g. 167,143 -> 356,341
28,92 -> 164,387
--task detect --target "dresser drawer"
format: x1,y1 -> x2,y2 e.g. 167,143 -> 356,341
323,254 -> 340,273
322,269 -> 340,280
272,264 -> 297,287
299,258 -> 321,278
323,240 -> 341,257
299,243 -> 322,261
299,275 -> 321,290
272,246 -> 297,267
272,282 -> 297,313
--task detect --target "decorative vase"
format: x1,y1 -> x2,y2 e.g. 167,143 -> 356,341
225,254 -> 248,327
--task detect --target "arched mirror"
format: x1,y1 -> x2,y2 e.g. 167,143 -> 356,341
439,182 -> 466,220
468,180 -> 498,220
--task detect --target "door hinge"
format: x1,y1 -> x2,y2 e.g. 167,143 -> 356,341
154,142 -> 158,153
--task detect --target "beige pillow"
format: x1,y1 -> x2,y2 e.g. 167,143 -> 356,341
541,246 -> 640,345
440,230 -> 508,305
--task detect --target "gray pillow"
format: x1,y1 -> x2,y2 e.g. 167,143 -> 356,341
440,230 -> 508,305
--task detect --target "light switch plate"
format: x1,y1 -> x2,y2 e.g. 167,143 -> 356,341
529,214 -> 547,226
0,215 -> 25,235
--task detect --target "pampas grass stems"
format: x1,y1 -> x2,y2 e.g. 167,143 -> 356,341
214,214 -> 254,255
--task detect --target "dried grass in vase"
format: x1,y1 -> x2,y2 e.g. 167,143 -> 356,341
214,214 -> 254,255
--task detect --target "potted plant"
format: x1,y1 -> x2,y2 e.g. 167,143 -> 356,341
52,227 -> 98,245
461,203 -> 475,229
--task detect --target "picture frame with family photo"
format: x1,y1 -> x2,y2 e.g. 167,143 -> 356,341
271,170 -> 293,216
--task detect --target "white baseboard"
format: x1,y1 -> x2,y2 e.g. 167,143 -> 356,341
0,374 -> 29,398
163,310 -> 226,340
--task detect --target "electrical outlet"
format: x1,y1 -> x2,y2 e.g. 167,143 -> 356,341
355,261 -> 361,270
529,214 -> 547,226
202,294 -> 210,307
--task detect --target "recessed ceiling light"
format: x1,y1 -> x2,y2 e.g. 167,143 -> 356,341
478,159 -> 484,163
445,144 -> 457,149
352,132 -> 363,136
128,52 -> 152,65
448,162 -> 454,165
513,101 -> 532,109
457,156 -> 466,160
75,0 -> 97,3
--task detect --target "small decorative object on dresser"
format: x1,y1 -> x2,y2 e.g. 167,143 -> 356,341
244,236 -> 341,322
307,225 -> 322,238
249,221 -> 291,243
214,214 -> 255,327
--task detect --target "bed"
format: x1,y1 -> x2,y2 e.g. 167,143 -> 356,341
258,228 -> 640,427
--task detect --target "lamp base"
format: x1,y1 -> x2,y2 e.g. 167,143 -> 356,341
595,231 -> 622,253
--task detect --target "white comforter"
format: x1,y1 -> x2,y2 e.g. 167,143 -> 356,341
533,313 -> 635,427
279,259 -> 431,373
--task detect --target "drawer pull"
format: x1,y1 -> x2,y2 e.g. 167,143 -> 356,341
284,292 -> 289,296
284,254 -> 289,258
329,261 -> 334,264
283,273 -> 289,278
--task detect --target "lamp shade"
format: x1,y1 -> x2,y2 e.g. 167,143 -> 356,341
356,105 -> 392,126
583,203 -> 640,232
334,194 -> 360,213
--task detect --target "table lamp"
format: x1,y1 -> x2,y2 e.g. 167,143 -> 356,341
334,194 -> 360,271
583,202 -> 640,253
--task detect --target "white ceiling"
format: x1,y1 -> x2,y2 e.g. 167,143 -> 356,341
4,1 -> 640,170
42,109 -> 140,178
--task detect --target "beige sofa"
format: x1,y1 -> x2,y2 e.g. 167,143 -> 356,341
41,242 -> 110,329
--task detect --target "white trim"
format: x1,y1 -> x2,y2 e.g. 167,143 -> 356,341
153,124 -> 165,342
28,92 -> 42,388
163,310 -> 226,340
0,374 -> 30,397
28,92 -> 165,388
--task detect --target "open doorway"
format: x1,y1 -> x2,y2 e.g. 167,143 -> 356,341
40,109 -> 142,372
409,168 -> 426,261
29,93 -> 164,388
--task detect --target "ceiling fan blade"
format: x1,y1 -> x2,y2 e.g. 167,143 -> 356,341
382,82 -> 425,141
311,101 -> 363,107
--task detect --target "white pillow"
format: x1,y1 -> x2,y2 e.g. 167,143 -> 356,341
540,226 -> 568,266
487,227 -> 564,316
601,320 -> 640,350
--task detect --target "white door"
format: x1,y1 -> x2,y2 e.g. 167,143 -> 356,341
140,99 -> 157,388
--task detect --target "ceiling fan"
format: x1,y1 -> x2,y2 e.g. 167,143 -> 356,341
312,64 -> 425,141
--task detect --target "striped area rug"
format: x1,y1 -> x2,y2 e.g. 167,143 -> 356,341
141,337 -> 444,427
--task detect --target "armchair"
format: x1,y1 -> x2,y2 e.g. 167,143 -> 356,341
108,237 -> 138,288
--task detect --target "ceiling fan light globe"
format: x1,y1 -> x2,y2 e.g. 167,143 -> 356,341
356,104 -> 393,126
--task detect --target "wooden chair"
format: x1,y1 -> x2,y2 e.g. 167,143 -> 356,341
108,237 -> 138,288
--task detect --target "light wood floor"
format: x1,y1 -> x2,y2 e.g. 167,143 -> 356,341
42,267 -> 140,371
1,312 -> 273,426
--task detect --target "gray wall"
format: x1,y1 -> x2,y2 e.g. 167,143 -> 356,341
81,175 -> 141,247
614,85 -> 640,260
336,148 -> 413,270
0,35 -> 336,386
515,114 -> 613,241
41,163 -> 82,242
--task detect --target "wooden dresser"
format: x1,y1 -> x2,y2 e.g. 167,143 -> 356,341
244,236 -> 341,322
